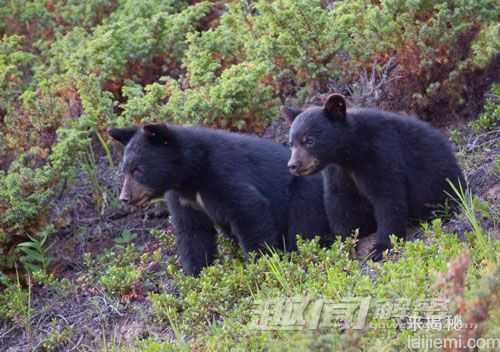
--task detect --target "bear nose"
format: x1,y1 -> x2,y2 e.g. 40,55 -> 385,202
288,161 -> 300,173
119,189 -> 130,204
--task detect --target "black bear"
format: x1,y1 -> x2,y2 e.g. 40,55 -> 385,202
284,94 -> 465,260
108,124 -> 331,275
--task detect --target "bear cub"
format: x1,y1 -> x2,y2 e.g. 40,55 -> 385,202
284,94 -> 465,260
108,124 -> 331,276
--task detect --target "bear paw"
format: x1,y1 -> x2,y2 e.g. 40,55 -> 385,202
370,241 -> 391,262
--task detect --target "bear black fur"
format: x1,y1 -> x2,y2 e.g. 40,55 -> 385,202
284,94 -> 465,260
108,124 -> 332,275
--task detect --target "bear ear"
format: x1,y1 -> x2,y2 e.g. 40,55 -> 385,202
323,93 -> 347,121
107,127 -> 138,146
281,106 -> 303,124
142,123 -> 170,145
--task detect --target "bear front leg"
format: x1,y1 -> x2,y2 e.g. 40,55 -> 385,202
323,166 -> 376,240
326,190 -> 376,240
166,191 -> 217,276
371,199 -> 408,261
355,167 -> 408,261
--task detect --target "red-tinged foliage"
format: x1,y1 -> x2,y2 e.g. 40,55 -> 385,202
436,251 -> 500,352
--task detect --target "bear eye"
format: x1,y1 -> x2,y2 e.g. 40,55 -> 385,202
303,136 -> 315,147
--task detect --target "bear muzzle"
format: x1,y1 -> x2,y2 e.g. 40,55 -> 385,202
119,175 -> 155,207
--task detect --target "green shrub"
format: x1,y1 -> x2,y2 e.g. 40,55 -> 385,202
100,263 -> 141,296
470,84 -> 500,131
0,276 -> 31,326
44,0 -> 210,82
0,35 -> 35,112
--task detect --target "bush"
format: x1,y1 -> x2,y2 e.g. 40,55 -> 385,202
470,83 -> 500,131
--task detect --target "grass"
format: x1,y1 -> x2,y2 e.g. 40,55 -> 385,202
16,225 -> 54,274
447,179 -> 497,262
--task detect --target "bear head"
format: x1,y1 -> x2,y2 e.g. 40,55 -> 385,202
108,124 -> 184,206
283,94 -> 352,176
